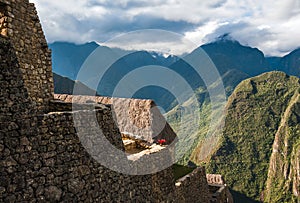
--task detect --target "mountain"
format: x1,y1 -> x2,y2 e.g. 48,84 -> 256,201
265,85 -> 300,202
199,38 -> 270,76
278,48 -> 300,77
50,40 -> 299,112
265,57 -> 281,70
50,40 -> 300,202
190,72 -> 300,202
53,73 -> 98,95
149,52 -> 179,67
96,50 -> 160,96
266,48 -> 300,78
49,42 -> 179,81
166,38 -> 270,98
50,42 -> 99,80
49,42 -> 179,110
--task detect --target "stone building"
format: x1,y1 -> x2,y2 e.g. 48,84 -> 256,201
206,174 -> 234,203
0,0 -> 214,202
53,94 -> 177,145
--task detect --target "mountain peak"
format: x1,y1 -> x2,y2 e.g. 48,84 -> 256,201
214,33 -> 239,44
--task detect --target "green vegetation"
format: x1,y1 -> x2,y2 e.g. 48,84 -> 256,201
264,97 -> 300,203
168,71 -> 300,202
204,72 -> 300,201
166,95 -> 213,165
166,69 -> 249,165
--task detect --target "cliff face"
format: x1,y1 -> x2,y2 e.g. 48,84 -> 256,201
200,72 -> 300,201
265,90 -> 300,202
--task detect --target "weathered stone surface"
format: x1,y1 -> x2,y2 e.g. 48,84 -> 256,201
0,0 -> 53,113
54,94 -> 177,144
3,156 -> 17,167
0,1 -> 213,202
175,167 -> 210,203
207,174 -> 225,185
45,186 -> 62,201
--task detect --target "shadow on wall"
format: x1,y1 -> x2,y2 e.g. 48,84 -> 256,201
231,190 -> 261,203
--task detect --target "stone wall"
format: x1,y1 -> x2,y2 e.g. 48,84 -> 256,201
207,174 -> 225,185
32,109 -> 149,202
1,104 -> 176,202
0,33 -> 175,203
0,36 -> 39,201
0,1 -> 213,202
0,31 -> 210,203
0,0 -> 53,113
206,174 -> 233,203
175,167 -> 210,203
54,94 -> 177,145
0,43 -> 176,201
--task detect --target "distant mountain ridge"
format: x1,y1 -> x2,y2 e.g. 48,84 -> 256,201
277,48 -> 300,77
49,39 -> 300,106
50,39 -> 300,79
50,42 -> 99,80
201,38 -> 270,76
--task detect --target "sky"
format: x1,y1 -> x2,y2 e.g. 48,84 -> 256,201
30,0 -> 300,56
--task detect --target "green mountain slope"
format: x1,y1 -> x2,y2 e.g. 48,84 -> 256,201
166,69 -> 248,164
198,72 -> 300,201
264,90 -> 300,202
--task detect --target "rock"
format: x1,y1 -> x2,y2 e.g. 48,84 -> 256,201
45,186 -> 62,201
78,165 -> 91,176
4,156 -> 17,167
68,179 -> 85,194
20,137 -> 30,146
0,186 -> 6,194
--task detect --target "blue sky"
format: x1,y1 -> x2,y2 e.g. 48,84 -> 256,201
30,0 -> 300,56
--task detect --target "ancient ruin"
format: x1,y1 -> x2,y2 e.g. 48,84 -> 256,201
206,174 -> 233,203
0,0 -> 231,202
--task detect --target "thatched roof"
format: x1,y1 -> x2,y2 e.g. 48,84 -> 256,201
54,94 -> 177,144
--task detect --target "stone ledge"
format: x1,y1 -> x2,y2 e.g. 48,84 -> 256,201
49,99 -> 111,113
127,144 -> 165,161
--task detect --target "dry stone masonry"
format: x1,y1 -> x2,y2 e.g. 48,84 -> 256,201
206,174 -> 233,203
0,31 -> 179,202
0,0 -> 230,202
0,0 -> 53,113
54,94 -> 177,145
175,167 -> 210,203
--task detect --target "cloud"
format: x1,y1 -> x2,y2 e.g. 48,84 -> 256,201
30,0 -> 300,56
103,29 -> 199,55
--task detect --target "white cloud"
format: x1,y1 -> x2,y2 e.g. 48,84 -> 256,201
30,0 -> 300,56
184,21 -> 229,45
103,30 -> 198,56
